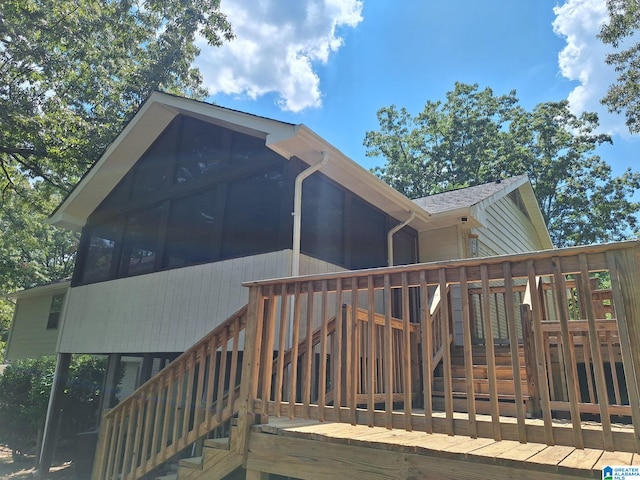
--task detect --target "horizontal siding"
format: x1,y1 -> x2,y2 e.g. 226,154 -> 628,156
59,250 -> 292,354
418,226 -> 461,263
5,294 -> 61,361
476,195 -> 543,256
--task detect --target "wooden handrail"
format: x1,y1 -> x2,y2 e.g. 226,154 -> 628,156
92,305 -> 248,480
248,242 -> 640,453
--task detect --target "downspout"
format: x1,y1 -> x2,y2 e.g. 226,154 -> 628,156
291,151 -> 329,276
387,210 -> 416,267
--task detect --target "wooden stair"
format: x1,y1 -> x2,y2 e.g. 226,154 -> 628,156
432,345 -> 532,417
175,423 -> 243,480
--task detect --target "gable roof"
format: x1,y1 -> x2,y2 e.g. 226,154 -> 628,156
413,176 -> 527,214
48,92 -> 432,232
413,176 -> 553,249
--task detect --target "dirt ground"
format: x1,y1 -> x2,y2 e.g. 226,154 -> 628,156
0,447 -> 77,480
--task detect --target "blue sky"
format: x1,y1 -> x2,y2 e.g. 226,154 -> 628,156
196,0 -> 637,175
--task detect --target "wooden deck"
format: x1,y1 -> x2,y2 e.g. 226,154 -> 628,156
92,241 -> 640,480
247,417 -> 637,479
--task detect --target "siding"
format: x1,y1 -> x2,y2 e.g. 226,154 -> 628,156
474,194 -> 544,256
59,250 -> 293,354
418,226 -> 461,263
5,294 -> 62,361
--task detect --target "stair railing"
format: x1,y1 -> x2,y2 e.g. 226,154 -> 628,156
243,241 -> 640,453
92,305 -> 247,480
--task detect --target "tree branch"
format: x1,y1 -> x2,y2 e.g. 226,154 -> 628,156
0,146 -> 47,158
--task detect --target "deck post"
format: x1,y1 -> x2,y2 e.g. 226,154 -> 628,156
608,247 -> 640,452
237,286 -> 266,465
38,352 -> 72,477
520,304 -> 541,418
98,354 -> 122,422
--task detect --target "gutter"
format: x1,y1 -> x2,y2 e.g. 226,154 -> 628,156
291,151 -> 329,276
387,210 -> 416,267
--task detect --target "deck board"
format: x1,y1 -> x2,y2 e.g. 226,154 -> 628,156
559,448 -> 604,470
257,417 -> 614,478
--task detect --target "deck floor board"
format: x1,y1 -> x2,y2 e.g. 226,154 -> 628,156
259,417 -> 623,478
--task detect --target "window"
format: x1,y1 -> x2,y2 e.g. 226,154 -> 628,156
175,117 -> 231,183
301,175 -> 345,266
221,169 -> 285,258
74,115 -> 291,286
349,196 -> 386,269
47,294 -> 65,329
82,218 -> 123,284
163,189 -> 220,268
130,126 -> 175,199
119,206 -> 163,277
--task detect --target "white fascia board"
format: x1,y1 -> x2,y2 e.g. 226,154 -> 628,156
49,98 -> 178,230
467,177 -> 553,249
7,281 -> 71,301
519,182 -> 554,249
268,124 -> 432,231
420,206 -> 482,230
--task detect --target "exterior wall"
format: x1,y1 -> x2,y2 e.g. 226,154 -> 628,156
60,250 -> 293,354
299,255 -> 346,276
474,194 -> 545,256
418,226 -> 462,263
5,291 -> 64,361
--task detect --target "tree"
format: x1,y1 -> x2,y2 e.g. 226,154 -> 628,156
1,0 -> 233,196
0,0 -> 234,318
365,83 -> 640,247
599,0 -> 640,133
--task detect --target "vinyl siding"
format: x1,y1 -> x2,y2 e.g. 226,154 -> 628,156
5,293 -> 62,361
474,194 -> 544,256
59,250 -> 293,354
418,226 -> 462,263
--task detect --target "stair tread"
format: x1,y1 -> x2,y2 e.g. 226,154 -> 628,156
156,475 -> 177,480
205,437 -> 231,450
179,456 -> 203,470
432,390 -> 531,400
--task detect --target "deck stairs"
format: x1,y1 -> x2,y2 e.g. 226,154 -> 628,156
172,422 -> 243,480
150,422 -> 243,480
432,345 -> 531,417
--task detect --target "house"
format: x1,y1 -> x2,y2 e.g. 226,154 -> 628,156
4,280 -> 69,362
4,281 -> 144,401
15,92 -> 638,480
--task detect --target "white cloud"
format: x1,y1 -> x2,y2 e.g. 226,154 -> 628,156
195,0 -> 363,113
552,0 -> 629,136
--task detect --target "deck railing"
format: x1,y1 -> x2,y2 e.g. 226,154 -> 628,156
92,306 -> 247,480
242,241 -> 640,453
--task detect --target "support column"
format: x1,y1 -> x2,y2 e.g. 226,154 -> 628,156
138,354 -> 154,387
38,353 -> 71,476
98,354 -> 122,420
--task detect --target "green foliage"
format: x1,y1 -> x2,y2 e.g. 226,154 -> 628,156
1,0 -> 233,195
0,0 -> 234,310
0,356 -> 110,457
0,300 -> 14,363
599,0 -> 640,133
0,357 -> 57,456
365,83 -> 640,247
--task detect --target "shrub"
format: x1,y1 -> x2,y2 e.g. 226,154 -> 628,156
0,355 -> 109,458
